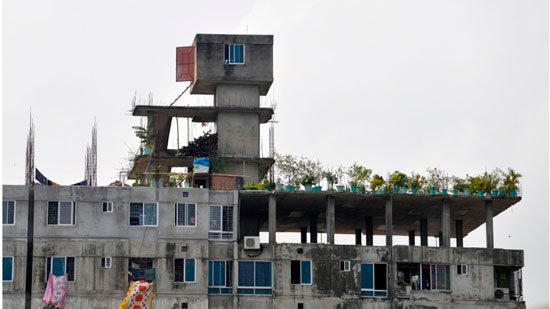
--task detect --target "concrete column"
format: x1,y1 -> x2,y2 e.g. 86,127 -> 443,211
420,219 -> 428,246
441,200 -> 451,247
385,197 -> 393,247
485,200 -> 494,249
455,220 -> 463,247
310,214 -> 318,244
408,231 -> 415,246
268,194 -> 276,244
326,196 -> 335,245
365,217 -> 373,246
438,232 -> 443,247
355,229 -> 362,245
300,227 -> 307,244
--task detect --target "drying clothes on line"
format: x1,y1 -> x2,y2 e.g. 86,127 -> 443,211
42,273 -> 68,308
119,280 -> 154,309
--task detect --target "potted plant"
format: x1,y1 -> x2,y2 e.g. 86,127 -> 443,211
426,168 -> 442,195
501,168 -> 522,197
370,174 -> 385,194
408,172 -> 421,194
275,153 -> 299,191
469,175 -> 488,196
359,184 -> 367,194
347,163 -> 372,193
484,169 -> 501,197
301,173 -> 316,191
133,122 -> 155,155
323,169 -> 338,192
275,177 -> 284,190
451,176 -> 466,195
390,171 -> 408,194
262,178 -> 270,191
335,166 -> 345,192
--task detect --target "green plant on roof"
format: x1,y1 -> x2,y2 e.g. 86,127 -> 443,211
451,176 -> 466,192
390,171 -> 409,188
212,155 -> 226,173
370,174 -> 385,191
500,168 -> 522,193
484,168 -> 502,194
426,167 -> 445,192
301,173 -> 316,186
468,175 -> 488,193
347,163 -> 372,188
132,122 -> 155,148
408,172 -> 422,189
322,169 -> 338,186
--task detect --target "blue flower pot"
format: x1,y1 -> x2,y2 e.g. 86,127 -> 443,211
360,188 -> 366,194
491,189 -> 499,197
276,183 -> 283,190
143,146 -> 153,155
351,186 -> 358,193
499,190 -> 506,196
336,185 -> 345,192
284,185 -> 293,191
509,190 -> 517,197
476,190 -> 484,196
453,189 -> 458,195
430,187 -> 436,195
264,187 -> 270,192
464,188 -> 471,195
411,187 -> 418,194
313,186 -> 322,192
375,190 -> 384,195
441,189 -> 448,195
304,185 -> 313,191
393,187 -> 400,194
400,187 -> 408,194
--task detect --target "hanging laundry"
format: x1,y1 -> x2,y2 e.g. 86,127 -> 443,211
42,273 -> 68,308
119,280 -> 154,309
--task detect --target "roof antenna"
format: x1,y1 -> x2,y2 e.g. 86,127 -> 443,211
246,25 -> 249,34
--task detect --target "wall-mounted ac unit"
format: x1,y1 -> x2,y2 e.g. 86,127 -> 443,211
244,236 -> 261,250
494,288 -> 509,300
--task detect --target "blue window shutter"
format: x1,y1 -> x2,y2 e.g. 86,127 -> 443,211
361,264 -> 373,289
255,262 -> 272,287
213,261 -> 225,286
52,257 -> 65,276
235,45 -> 243,63
301,261 -> 311,284
3,257 -> 13,281
208,261 -> 213,286
185,259 -> 195,282
144,203 -> 157,225
238,261 -> 254,286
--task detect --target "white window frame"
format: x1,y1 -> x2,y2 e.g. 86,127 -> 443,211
291,260 -> 312,285
47,201 -> 75,226
457,264 -> 468,275
45,256 -> 75,282
421,264 -> 451,291
208,260 -> 233,289
129,202 -> 158,227
208,205 -> 233,240
101,257 -> 112,268
3,200 -> 16,225
340,260 -> 351,272
102,201 -> 113,213
224,44 -> 245,65
361,263 -> 388,298
175,203 -> 197,227
3,256 -> 14,282
237,260 -> 273,295
173,258 -> 196,283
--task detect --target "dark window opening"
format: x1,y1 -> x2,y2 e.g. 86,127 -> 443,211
397,263 -> 420,290
181,303 -> 188,309
291,260 -> 300,284
129,258 -> 154,282
374,264 -> 387,290
298,303 -> 304,309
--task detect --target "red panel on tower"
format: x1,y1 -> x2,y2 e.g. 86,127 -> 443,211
176,46 -> 195,82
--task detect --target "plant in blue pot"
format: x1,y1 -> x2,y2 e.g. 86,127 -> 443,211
501,168 -> 522,197
133,122 -> 155,156
469,176 -> 488,196
390,171 -> 408,194
323,169 -> 338,192
451,176 -> 466,195
426,167 -> 443,195
301,173 -> 316,191
370,174 -> 385,194
484,169 -> 502,197
347,163 -> 372,194
408,172 -> 422,194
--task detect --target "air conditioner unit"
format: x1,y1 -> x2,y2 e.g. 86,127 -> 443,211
494,288 -> 509,300
244,236 -> 261,250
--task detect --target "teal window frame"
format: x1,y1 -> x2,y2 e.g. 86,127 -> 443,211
361,263 -> 387,298
3,201 -> 15,225
224,44 -> 245,64
237,261 -> 272,295
3,257 -> 13,282
208,260 -> 233,294
174,258 -> 196,283
45,256 -> 75,282
291,260 -> 312,285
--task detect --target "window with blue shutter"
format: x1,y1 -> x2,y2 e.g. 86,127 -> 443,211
237,261 -> 272,295
361,263 -> 387,298
3,257 -> 13,281
224,44 -> 245,64
208,260 -> 233,294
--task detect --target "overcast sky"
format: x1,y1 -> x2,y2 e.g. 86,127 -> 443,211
2,0 -> 548,307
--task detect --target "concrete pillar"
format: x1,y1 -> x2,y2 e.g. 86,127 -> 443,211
355,229 -> 362,245
326,196 -> 335,245
408,231 -> 415,246
268,194 -> 276,244
365,217 -> 373,246
310,214 -> 318,244
485,200 -> 494,249
420,219 -> 428,246
385,197 -> 393,247
441,200 -> 451,247
438,232 -> 443,247
455,220 -> 463,247
300,227 -> 307,244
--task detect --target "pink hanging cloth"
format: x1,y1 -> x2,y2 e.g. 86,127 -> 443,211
42,273 -> 68,308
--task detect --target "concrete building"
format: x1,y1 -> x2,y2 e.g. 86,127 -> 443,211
2,34 -> 525,308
